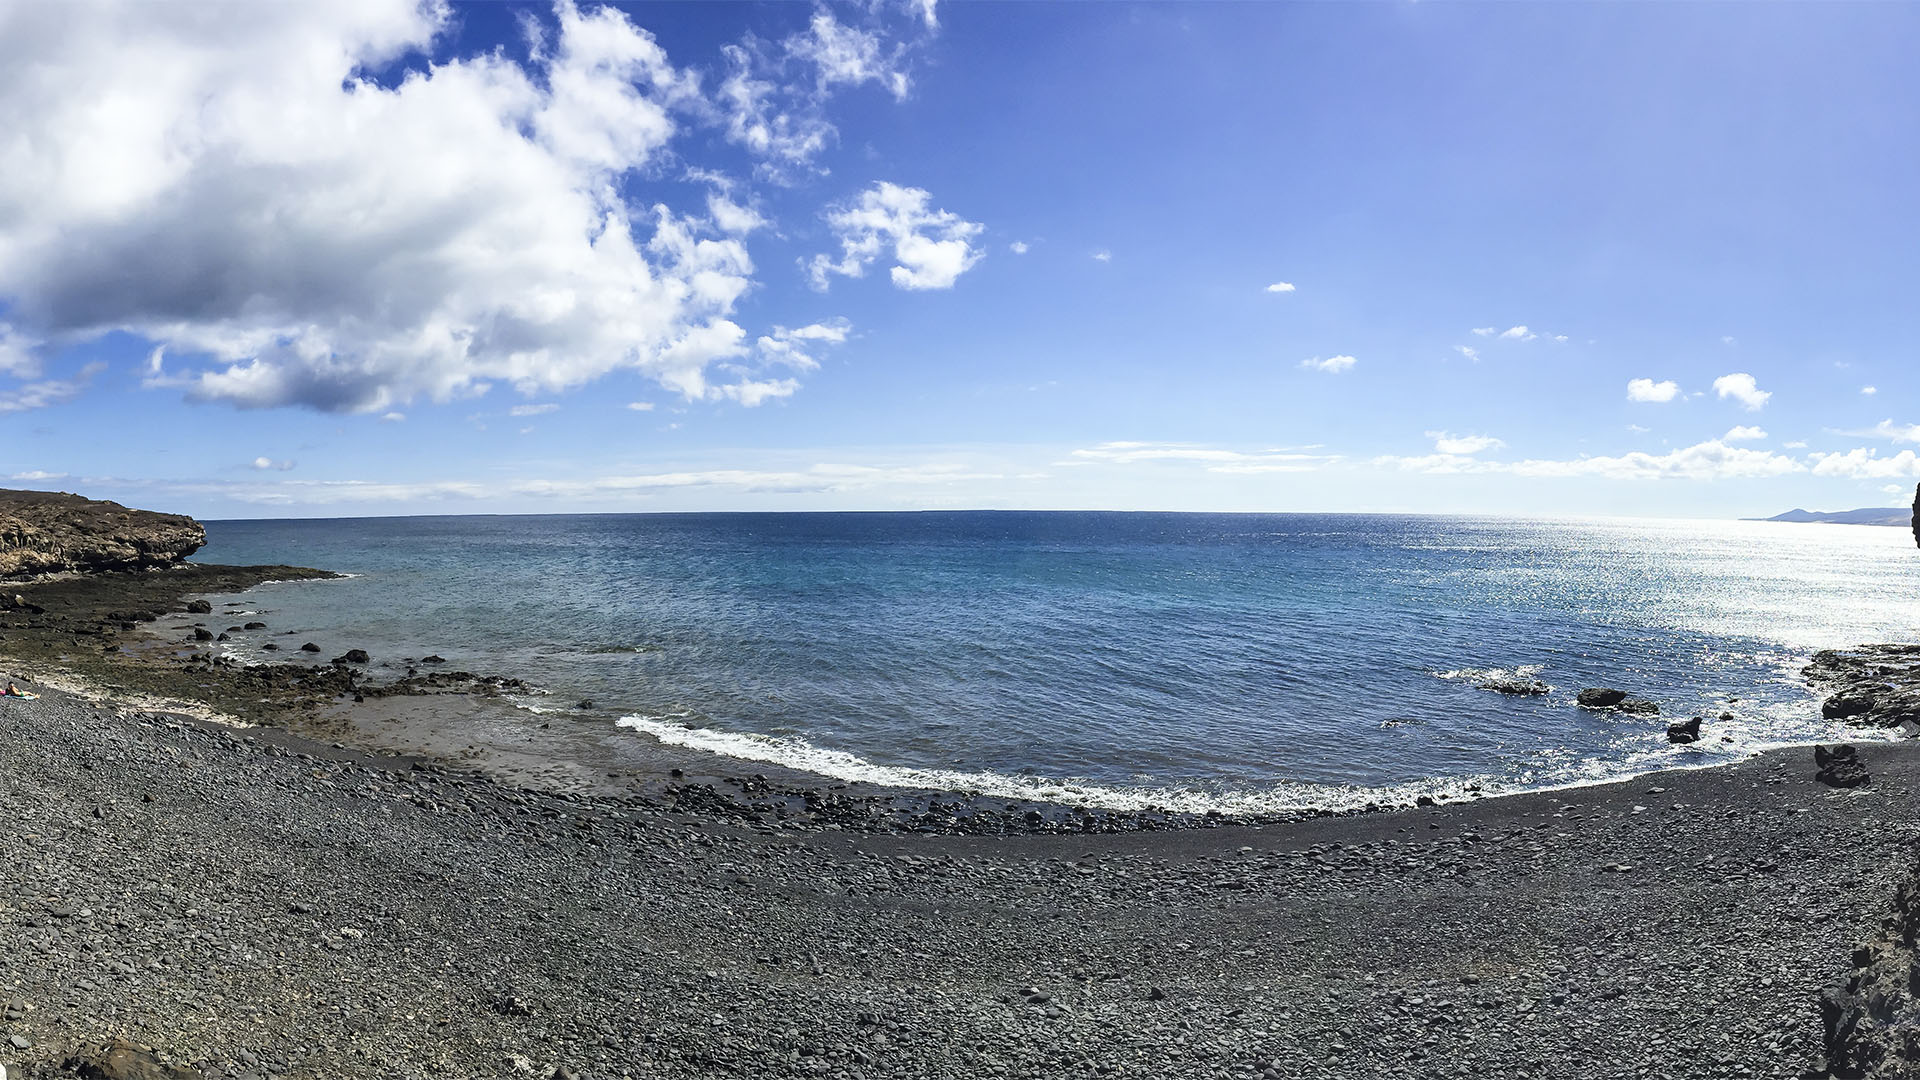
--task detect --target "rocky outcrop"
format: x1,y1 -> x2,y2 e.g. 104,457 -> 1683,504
1823,849 -> 1920,1077
1816,744 -> 1871,788
1666,716 -> 1702,743
1912,482 -> 1918,549
0,490 -> 205,578
1576,687 -> 1660,715
1478,675 -> 1549,696
1805,647 -> 1920,733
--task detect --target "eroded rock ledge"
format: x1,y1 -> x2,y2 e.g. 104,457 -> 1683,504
1805,646 -> 1920,733
1823,850 -> 1920,1078
0,489 -> 205,578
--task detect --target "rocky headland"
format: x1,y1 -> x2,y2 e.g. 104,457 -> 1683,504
0,490 -> 207,577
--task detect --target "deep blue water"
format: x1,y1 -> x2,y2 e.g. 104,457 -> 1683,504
192,511 -> 1920,811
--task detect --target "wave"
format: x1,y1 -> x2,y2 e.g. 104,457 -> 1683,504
615,711 -> 1509,815
1433,664 -> 1545,683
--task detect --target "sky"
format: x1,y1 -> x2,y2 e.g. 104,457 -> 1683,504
2,0 -> 1918,520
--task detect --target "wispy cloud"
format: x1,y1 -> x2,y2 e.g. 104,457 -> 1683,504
1379,438 -> 1804,481
510,403 -> 560,417
0,362 -> 105,414
1065,441 -> 1339,474
1454,345 -> 1479,362
1835,419 -> 1920,443
1299,355 -> 1356,374
1091,250 -> 1112,263
1009,240 -> 1029,254
250,457 -> 295,471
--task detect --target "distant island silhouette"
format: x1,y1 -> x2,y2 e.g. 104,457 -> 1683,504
1750,506 -> 1912,526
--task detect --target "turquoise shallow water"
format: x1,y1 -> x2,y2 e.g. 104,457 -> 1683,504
193,511 -> 1920,811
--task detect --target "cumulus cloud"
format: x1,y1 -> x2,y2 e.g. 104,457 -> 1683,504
1498,325 -> 1535,341
1862,385 -> 1879,396
805,182 -> 984,291
1810,448 -> 1920,480
1379,439 -> 1804,481
1626,378 -> 1680,403
1091,250 -> 1112,263
1723,425 -> 1767,442
1713,372 -> 1772,411
1299,355 -> 1356,374
1265,282 -> 1295,293
754,319 -> 851,371
1426,431 -> 1505,455
0,1 -> 934,416
251,457 -> 295,471
1009,241 -> 1029,254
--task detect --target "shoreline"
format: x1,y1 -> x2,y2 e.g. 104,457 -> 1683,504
2,562 -> 1903,835
0,671 -> 1906,1077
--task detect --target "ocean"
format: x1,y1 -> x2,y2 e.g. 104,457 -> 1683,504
192,511 -> 1920,812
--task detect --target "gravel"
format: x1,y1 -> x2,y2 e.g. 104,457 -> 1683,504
0,680 -> 1908,1079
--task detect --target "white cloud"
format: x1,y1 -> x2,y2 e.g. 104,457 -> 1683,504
1471,327 -> 1496,337
251,457 -> 294,471
1498,325 -> 1535,341
1091,250 -> 1112,263
1009,240 -> 1029,254
1862,386 -> 1879,396
1425,431 -> 1505,455
1454,345 -> 1480,362
1713,372 -> 1772,411
1299,355 -> 1356,374
626,401 -> 656,411
0,1 -> 942,416
1839,419 -> 1920,443
1265,282 -> 1296,294
9,470 -> 68,482
0,361 -> 104,414
1066,441 -> 1337,474
1552,334 -> 1568,343
1721,336 -> 1737,346
1627,424 -> 1650,434
805,182 -> 984,291
510,403 -> 560,417
380,412 -> 406,422
1723,425 -> 1767,442
714,377 -> 800,407
786,10 -> 912,100
1783,440 -> 1807,449
0,323 -> 38,377
1626,378 -> 1679,403
1379,439 -> 1804,481
754,319 -> 851,372
1810,448 -> 1920,480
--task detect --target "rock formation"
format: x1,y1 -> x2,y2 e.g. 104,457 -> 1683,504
1823,849 -> 1920,1077
0,489 -> 205,578
1805,647 -> 1920,733
1912,481 -> 1918,549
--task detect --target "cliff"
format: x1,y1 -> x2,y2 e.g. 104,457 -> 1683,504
0,489 -> 206,578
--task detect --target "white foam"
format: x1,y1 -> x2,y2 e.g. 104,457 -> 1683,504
1434,664 -> 1545,682
615,712 -> 1494,815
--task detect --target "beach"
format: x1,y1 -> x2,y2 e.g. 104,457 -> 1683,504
0,665 -> 1910,1078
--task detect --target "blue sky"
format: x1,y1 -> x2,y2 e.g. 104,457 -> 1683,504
2,0 -> 1917,519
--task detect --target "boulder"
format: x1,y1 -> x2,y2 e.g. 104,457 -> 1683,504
421,654 -> 446,664
1666,716 -> 1702,744
1824,684 -> 1890,721
58,1038 -> 205,1079
300,642 -> 321,653
1616,698 -> 1660,715
330,648 -> 370,665
1576,688 -> 1627,708
244,621 -> 266,630
184,599 -> 212,614
1815,744 -> 1871,788
191,628 -> 213,642
0,489 -> 206,578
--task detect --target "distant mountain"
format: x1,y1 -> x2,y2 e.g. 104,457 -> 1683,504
1752,507 -> 1913,527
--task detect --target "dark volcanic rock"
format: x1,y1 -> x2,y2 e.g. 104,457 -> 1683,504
300,642 -> 321,653
1806,647 -> 1920,733
0,489 -> 206,578
1824,850 -> 1920,1077
184,599 -> 212,614
331,648 -> 371,665
1816,745 -> 1872,789
1577,688 -> 1627,708
55,1038 -> 204,1079
1667,716 -> 1702,744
